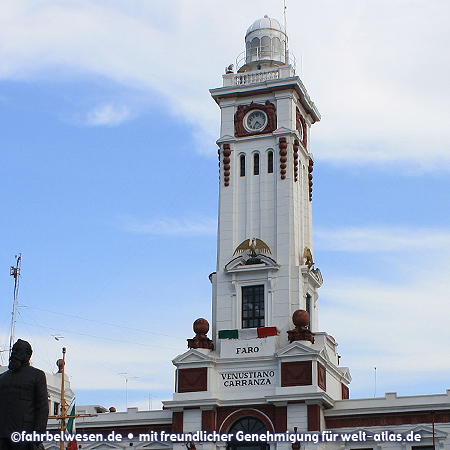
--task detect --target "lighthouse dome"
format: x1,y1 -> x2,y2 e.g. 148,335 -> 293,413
246,15 -> 286,36
241,15 -> 289,70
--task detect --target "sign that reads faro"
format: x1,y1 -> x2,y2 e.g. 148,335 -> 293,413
221,370 -> 275,387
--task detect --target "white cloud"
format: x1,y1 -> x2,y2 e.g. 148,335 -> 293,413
317,235 -> 450,396
4,328 -> 184,394
321,271 -> 450,369
85,103 -> 130,126
118,214 -> 217,237
1,1 -> 450,166
312,224 -> 450,395
315,226 -> 450,252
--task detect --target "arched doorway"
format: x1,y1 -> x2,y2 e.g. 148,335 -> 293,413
227,416 -> 270,450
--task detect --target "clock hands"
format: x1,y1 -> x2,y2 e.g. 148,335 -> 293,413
245,110 -> 267,132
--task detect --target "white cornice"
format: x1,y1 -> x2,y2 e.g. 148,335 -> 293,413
210,76 -> 321,123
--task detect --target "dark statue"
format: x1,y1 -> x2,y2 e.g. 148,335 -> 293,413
0,340 -> 49,450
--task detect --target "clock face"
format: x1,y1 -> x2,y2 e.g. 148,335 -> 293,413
244,110 -> 267,132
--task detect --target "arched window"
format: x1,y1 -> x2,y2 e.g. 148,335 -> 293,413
267,151 -> 274,174
240,154 -> 246,177
227,417 -> 269,450
253,153 -> 260,175
261,36 -> 271,58
250,37 -> 260,60
272,37 -> 282,60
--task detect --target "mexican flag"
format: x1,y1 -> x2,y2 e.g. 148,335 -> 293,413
218,326 -> 278,339
66,405 -> 78,450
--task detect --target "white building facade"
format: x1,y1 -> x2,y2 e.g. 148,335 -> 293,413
47,16 -> 450,450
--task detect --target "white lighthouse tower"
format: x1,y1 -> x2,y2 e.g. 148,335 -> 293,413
164,16 -> 351,444
211,15 -> 321,343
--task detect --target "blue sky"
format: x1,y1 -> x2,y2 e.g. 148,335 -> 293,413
1,0 -> 450,410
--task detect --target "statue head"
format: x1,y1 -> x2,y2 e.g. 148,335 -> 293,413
9,339 -> 32,371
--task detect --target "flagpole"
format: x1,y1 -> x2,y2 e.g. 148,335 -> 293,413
48,348 -> 97,450
60,347 -> 66,450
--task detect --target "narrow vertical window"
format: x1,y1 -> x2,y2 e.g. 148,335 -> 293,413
267,151 -> 274,173
306,293 -> 312,329
242,285 -> 265,328
240,154 -> 245,177
253,153 -> 260,175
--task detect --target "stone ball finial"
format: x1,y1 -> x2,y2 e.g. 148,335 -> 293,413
188,318 -> 214,350
292,309 -> 310,329
193,318 -> 209,336
288,309 -> 314,344
56,358 -> 65,373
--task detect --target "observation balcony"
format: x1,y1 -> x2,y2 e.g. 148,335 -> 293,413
222,64 -> 296,87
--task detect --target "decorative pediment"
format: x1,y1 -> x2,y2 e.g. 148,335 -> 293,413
139,443 -> 173,450
337,366 -> 352,381
90,444 -> 120,450
172,348 -> 216,366
273,126 -> 291,135
320,346 -> 331,362
312,268 -> 323,284
301,266 -> 323,287
225,254 -> 279,273
409,425 -> 447,440
276,340 -> 319,359
217,134 -> 235,144
45,445 -> 60,450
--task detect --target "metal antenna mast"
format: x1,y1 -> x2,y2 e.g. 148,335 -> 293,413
374,366 -> 377,397
118,373 -> 137,409
9,254 -> 21,358
282,0 -> 292,69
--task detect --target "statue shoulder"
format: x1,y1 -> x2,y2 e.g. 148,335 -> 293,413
22,365 -> 47,382
31,366 -> 47,378
0,369 -> 10,380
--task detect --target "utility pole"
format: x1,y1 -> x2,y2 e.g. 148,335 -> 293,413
9,254 -> 21,358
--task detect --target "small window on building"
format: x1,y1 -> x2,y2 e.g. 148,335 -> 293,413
267,151 -> 274,173
242,285 -> 264,328
54,402 -> 60,416
240,154 -> 246,177
253,153 -> 260,175
306,293 -> 312,329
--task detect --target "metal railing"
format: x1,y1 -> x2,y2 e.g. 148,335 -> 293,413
235,48 -> 296,71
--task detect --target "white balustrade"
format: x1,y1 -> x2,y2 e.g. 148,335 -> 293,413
234,69 -> 280,85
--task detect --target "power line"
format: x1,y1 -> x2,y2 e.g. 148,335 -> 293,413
23,305 -> 185,340
17,321 -> 184,351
